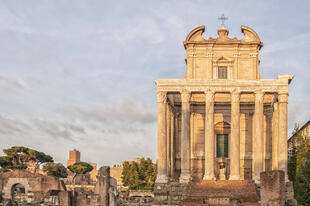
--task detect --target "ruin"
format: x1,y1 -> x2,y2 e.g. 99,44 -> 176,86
0,167 -> 117,206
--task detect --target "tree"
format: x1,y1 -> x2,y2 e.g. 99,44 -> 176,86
0,146 -> 54,172
43,162 -> 68,178
121,158 -> 157,190
288,148 -> 297,182
289,125 -> 310,205
68,162 -> 93,175
28,150 -> 53,173
68,162 -> 93,185
294,149 -> 310,205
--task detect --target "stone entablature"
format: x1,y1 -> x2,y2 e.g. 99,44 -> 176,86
156,75 -> 292,94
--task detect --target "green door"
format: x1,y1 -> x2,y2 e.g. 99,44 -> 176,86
216,134 -> 228,158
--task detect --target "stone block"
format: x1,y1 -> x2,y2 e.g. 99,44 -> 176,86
58,191 -> 71,206
260,170 -> 286,206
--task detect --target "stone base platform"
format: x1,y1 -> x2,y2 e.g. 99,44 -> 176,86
180,180 -> 260,206
154,180 -> 261,206
153,181 -> 189,206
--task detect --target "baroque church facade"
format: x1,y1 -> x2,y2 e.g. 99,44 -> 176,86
155,24 -> 293,186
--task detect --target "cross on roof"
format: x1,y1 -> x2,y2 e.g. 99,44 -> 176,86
218,14 -> 228,26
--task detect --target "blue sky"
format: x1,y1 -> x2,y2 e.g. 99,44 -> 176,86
0,0 -> 309,166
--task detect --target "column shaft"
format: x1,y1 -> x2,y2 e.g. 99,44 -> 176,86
180,91 -> 191,183
272,102 -> 279,170
155,91 -> 168,183
229,92 -> 241,180
278,93 -> 288,178
166,105 -> 171,177
203,90 -> 216,180
170,111 -> 175,178
254,91 -> 264,183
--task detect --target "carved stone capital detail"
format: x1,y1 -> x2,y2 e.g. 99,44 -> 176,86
205,90 -> 215,102
181,90 -> 191,103
231,91 -> 240,103
157,91 -> 167,103
278,93 -> 288,103
255,90 -> 264,103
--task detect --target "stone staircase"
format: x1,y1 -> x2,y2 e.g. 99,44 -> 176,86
179,180 -> 260,206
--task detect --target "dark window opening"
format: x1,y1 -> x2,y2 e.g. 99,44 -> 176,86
218,66 -> 227,79
217,134 -> 228,158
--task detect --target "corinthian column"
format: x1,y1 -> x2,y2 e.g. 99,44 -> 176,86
278,92 -> 288,178
229,91 -> 241,180
155,91 -> 168,183
179,90 -> 191,183
253,90 -> 264,183
203,90 -> 216,180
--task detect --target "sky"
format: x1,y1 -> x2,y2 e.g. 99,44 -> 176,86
0,0 -> 309,167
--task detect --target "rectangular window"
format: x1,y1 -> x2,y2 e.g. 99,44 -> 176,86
216,134 -> 228,158
218,66 -> 227,79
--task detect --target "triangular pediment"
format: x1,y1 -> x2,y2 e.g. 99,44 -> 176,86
214,56 -> 233,62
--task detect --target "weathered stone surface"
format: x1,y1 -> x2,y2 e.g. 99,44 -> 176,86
154,182 -> 189,206
0,170 -> 64,202
180,180 -> 259,206
260,170 -> 285,206
0,167 -> 117,206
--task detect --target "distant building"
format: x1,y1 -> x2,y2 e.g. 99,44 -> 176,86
110,166 -> 123,190
66,149 -> 98,182
67,149 -> 80,167
288,120 -> 310,159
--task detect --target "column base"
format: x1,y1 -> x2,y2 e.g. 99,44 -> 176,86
179,173 -> 191,183
155,175 -> 168,184
229,175 -> 241,180
203,175 -> 216,180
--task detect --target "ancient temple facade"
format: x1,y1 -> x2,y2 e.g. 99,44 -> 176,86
155,25 -> 294,185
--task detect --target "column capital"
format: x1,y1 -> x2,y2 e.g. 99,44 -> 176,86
278,93 -> 288,103
205,90 -> 215,101
157,91 -> 167,103
181,90 -> 191,103
255,90 -> 264,103
231,91 -> 240,103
